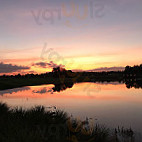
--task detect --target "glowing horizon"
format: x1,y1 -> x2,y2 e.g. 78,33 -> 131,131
0,0 -> 142,75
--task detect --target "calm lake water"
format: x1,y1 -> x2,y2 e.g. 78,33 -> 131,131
0,82 -> 142,136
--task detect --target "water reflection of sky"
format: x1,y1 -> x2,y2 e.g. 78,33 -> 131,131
0,82 -> 142,135
0,87 -> 30,96
32,87 -> 53,94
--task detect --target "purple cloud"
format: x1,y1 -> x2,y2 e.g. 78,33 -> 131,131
32,61 -> 65,69
0,62 -> 30,73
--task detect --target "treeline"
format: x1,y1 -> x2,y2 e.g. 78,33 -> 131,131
0,68 -> 123,79
0,64 -> 142,80
0,65 -> 142,90
124,64 -> 142,78
0,67 -> 74,79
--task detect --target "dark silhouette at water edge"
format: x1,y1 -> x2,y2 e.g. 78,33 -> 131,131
0,64 -> 142,90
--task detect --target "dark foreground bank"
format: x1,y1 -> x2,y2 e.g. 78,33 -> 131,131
0,103 -> 135,142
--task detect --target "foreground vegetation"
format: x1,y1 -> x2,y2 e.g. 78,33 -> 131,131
0,103 -> 135,142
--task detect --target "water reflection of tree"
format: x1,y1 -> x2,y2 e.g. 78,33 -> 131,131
52,82 -> 74,92
125,80 -> 142,89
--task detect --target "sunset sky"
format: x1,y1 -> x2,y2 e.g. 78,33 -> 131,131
0,0 -> 142,75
